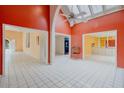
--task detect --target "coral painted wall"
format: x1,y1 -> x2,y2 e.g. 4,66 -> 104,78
55,11 -> 71,35
0,5 -> 50,30
0,5 -> 50,75
71,10 -> 124,68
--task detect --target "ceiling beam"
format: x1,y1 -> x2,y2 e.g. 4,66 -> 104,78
102,5 -> 106,12
77,5 -> 85,18
62,5 -> 72,15
88,5 -> 94,16
77,5 -> 82,12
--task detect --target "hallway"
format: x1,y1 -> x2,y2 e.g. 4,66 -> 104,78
0,53 -> 124,88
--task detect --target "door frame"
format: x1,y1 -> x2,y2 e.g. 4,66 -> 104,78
82,30 -> 117,66
2,24 -> 48,75
55,33 -> 71,57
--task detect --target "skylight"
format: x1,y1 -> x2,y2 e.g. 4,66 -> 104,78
105,5 -> 119,10
62,5 -> 123,25
91,5 -> 103,14
78,5 -> 91,17
72,5 -> 80,14
66,5 -> 123,19
68,5 -> 79,14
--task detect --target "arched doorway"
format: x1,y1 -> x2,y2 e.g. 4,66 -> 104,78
50,6 -> 72,64
50,5 -> 61,64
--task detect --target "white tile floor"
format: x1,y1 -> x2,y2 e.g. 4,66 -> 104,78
88,55 -> 116,64
0,52 -> 124,88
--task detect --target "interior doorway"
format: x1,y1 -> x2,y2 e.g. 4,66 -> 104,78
55,33 -> 71,60
2,24 -> 48,75
82,30 -> 117,66
5,39 -> 15,53
64,37 -> 69,55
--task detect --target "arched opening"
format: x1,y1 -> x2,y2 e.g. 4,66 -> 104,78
50,5 -> 61,64
50,6 -> 71,64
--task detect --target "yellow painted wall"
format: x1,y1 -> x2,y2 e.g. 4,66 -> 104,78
23,32 -> 41,60
84,35 -> 93,58
93,37 -> 99,47
100,37 -> 107,48
5,30 -> 23,51
84,35 -> 100,58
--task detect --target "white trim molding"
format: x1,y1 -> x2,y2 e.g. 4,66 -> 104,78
3,24 -> 48,33
55,32 -> 71,37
